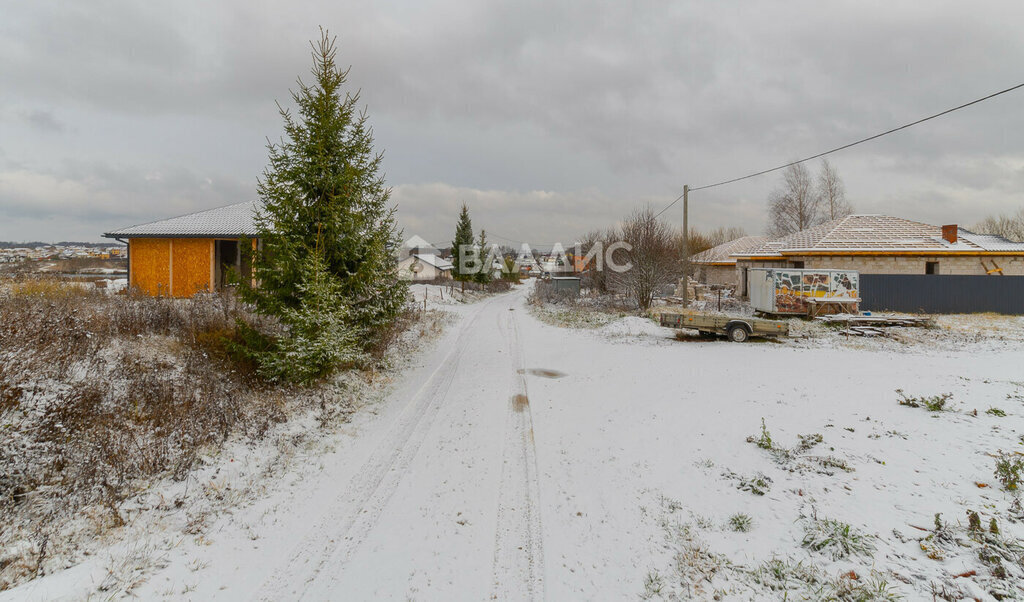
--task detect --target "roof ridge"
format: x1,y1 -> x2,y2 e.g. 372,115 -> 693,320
103,200 -> 263,239
104,200 -> 259,235
731,214 -> 1024,255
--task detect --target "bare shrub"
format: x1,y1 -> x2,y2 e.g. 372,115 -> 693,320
0,278 -> 424,589
609,207 -> 681,311
531,279 -> 577,305
482,279 -> 512,293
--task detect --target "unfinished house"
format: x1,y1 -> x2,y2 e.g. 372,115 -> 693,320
731,215 -> 1024,297
103,201 -> 260,297
690,236 -> 769,286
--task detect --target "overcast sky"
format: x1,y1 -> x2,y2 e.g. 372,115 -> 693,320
2,0 -> 1023,246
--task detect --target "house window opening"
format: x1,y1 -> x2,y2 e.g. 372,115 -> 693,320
215,240 -> 240,288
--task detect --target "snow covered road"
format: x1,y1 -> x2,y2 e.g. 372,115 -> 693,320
256,289 -> 546,600
134,286 -> 546,601
7,283 -> 1024,600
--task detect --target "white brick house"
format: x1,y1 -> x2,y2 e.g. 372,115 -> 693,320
730,215 -> 1024,297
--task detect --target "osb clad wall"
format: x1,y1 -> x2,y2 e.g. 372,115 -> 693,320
130,238 -> 171,296
129,238 -> 214,297
170,238 -> 213,297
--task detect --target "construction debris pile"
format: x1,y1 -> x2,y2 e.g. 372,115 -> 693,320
814,313 -> 933,337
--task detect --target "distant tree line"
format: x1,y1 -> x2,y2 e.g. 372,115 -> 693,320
973,208 -> 1024,242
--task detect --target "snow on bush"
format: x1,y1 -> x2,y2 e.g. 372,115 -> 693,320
0,279 -> 434,591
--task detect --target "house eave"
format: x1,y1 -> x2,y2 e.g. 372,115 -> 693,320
732,255 -> 785,261
103,233 -> 258,239
777,250 -> 1024,257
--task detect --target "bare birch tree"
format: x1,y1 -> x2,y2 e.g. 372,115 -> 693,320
767,163 -> 821,237
817,158 -> 853,221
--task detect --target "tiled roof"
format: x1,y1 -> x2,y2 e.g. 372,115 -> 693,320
103,201 -> 262,238
735,215 -> 1024,256
691,236 -> 770,264
958,232 -> 1024,251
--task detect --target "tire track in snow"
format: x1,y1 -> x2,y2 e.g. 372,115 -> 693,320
491,307 -> 546,601
259,295 -> 501,601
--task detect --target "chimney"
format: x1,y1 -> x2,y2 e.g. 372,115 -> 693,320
941,224 -> 958,244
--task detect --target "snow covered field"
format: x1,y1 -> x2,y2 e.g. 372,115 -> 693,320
4,283 -> 1023,600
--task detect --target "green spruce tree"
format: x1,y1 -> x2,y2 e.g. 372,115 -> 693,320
239,30 -> 406,379
451,203 -> 475,283
259,234 -> 364,383
474,229 -> 492,284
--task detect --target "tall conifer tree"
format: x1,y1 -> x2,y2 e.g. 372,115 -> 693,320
239,30 -> 406,379
451,203 -> 475,282
474,229 -> 492,284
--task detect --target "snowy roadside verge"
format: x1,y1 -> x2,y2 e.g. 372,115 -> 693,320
0,289 -> 464,598
534,289 -> 1024,355
516,300 -> 1024,600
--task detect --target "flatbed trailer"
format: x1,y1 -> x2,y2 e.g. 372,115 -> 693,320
659,312 -> 789,342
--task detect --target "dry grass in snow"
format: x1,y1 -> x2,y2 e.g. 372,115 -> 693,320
0,278 -> 443,592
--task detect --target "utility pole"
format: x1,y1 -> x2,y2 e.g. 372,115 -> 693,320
681,184 -> 689,307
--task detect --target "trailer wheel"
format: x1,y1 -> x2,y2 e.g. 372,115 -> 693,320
727,324 -> 750,343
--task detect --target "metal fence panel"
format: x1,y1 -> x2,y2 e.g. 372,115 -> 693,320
860,274 -> 1024,314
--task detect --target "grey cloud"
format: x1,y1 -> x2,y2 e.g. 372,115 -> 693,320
0,160 -> 253,241
1,0 -> 1023,243
23,110 -> 65,133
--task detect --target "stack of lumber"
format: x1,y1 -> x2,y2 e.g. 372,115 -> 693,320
815,313 -> 932,336
839,325 -> 886,337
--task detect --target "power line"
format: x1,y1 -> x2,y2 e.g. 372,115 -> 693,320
654,81 -> 1024,219
486,231 -> 572,248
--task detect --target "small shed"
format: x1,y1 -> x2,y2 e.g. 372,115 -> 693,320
103,201 -> 260,297
550,276 -> 581,296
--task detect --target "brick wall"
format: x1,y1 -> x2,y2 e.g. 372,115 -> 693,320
734,255 -> 1024,298
787,255 -> 1024,276
696,264 -> 738,286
